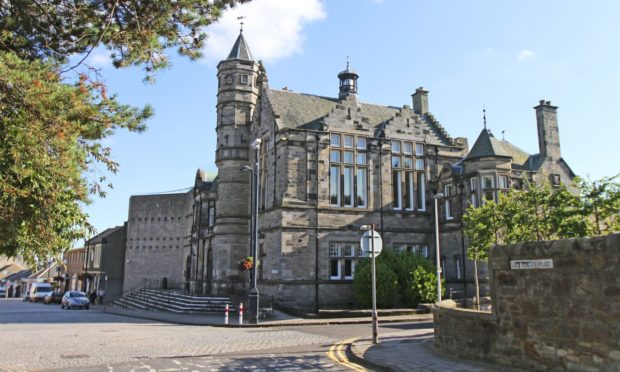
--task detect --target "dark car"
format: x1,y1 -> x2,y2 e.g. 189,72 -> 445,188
44,291 -> 63,304
61,291 -> 90,310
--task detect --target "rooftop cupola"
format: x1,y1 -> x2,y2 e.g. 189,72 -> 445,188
337,60 -> 359,100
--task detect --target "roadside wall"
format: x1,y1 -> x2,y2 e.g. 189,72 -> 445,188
434,233 -> 620,371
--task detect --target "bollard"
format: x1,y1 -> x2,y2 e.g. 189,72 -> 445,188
239,302 -> 244,325
224,304 -> 229,325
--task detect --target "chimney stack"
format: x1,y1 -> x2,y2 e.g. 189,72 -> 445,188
534,100 -> 560,160
412,87 -> 429,115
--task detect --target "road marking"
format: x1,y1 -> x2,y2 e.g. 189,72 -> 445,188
327,337 -> 368,371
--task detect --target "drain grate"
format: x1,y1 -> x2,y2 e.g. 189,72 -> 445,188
60,354 -> 90,359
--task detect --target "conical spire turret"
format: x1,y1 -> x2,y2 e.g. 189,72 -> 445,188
227,31 -> 254,61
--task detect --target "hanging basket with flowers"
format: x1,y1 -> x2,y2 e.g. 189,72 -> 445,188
238,256 -> 255,271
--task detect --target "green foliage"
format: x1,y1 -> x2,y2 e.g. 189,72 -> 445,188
352,256 -> 398,308
0,1 -> 247,263
0,0 -> 247,81
0,51 -> 151,263
353,248 -> 441,308
463,178 -> 620,264
410,266 -> 443,304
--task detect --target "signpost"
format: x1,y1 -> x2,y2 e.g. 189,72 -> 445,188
360,224 -> 382,344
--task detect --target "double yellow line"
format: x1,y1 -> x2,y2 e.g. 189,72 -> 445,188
327,337 -> 368,371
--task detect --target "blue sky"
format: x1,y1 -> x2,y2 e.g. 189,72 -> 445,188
82,0 -> 620,237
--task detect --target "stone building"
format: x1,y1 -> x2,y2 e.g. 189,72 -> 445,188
124,31 -> 574,311
123,193 -> 193,293
84,225 -> 127,300
437,102 -> 575,297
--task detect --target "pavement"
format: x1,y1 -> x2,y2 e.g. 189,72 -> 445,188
104,305 -> 520,371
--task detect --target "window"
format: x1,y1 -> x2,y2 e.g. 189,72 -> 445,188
552,174 -> 561,186
343,135 -> 354,148
240,74 -> 248,84
330,242 -> 358,280
392,139 -> 426,211
482,174 -> 495,189
470,177 -> 478,191
330,134 -> 341,147
499,174 -> 509,189
208,201 -> 215,226
356,137 -> 367,150
226,75 -> 233,84
391,140 -> 401,153
330,134 -> 368,208
403,142 -> 413,155
470,193 -> 478,208
444,185 -> 454,220
415,143 -> 425,156
455,255 -> 462,280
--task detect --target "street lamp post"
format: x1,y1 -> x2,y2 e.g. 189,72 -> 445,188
433,193 -> 444,303
242,138 -> 262,324
458,183 -> 467,299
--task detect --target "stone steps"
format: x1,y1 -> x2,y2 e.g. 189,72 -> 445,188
111,289 -> 235,314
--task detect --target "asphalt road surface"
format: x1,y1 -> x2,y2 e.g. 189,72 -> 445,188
0,298 -> 432,371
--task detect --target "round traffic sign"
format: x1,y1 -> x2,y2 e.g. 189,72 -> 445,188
360,230 -> 383,257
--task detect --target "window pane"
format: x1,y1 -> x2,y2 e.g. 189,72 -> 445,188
330,150 -> 341,162
357,169 -> 367,207
470,177 -> 478,191
344,135 -> 354,148
344,167 -> 354,207
357,137 -> 367,149
415,159 -> 424,170
482,175 -> 494,189
343,244 -> 354,257
403,142 -> 413,155
330,259 -> 340,278
405,172 -> 414,210
417,173 -> 426,210
344,259 -> 353,278
393,170 -> 402,209
403,157 -> 413,169
356,153 -> 366,165
330,134 -> 341,147
343,151 -> 354,164
415,143 -> 425,156
391,140 -> 401,153
329,244 -> 341,256
392,156 -> 401,168
330,166 -> 340,205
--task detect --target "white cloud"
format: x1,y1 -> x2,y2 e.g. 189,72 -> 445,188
517,49 -> 535,62
88,52 -> 111,67
201,0 -> 326,64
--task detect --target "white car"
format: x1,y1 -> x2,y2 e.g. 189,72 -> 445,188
61,291 -> 90,310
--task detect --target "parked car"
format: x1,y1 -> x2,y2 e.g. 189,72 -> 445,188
29,283 -> 53,302
61,291 -> 90,310
44,291 -> 63,304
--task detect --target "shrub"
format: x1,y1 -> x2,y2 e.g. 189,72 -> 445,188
352,257 -> 398,308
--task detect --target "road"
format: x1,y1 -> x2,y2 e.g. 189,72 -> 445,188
0,298 -> 433,371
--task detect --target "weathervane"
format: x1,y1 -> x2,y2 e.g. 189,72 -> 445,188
237,16 -> 246,32
483,105 -> 487,130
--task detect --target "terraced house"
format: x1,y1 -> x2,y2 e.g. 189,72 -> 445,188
123,31 -> 574,311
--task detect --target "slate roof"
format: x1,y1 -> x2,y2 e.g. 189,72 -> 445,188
227,32 -> 253,61
465,129 -> 530,165
264,89 -> 450,145
86,226 -> 124,245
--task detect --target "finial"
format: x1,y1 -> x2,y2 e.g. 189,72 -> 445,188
483,104 -> 487,130
501,130 -> 505,140
346,56 -> 350,70
237,16 -> 246,32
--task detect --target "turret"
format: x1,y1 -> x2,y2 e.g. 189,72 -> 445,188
338,61 -> 359,100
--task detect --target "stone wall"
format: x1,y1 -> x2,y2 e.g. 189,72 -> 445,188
434,234 -> 620,371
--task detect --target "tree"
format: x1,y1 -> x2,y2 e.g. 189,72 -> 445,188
463,178 -> 620,309
352,256 -> 398,308
0,0 -> 248,263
